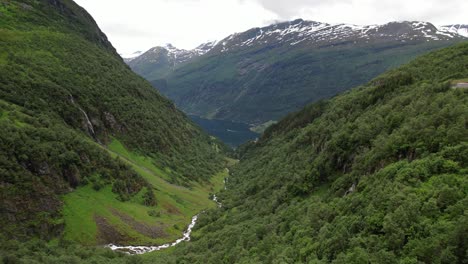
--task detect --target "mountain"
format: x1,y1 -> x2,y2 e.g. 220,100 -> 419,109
440,24 -> 468,37
129,19 -> 467,126
1,1 -> 467,262
162,42 -> 468,263
127,41 -> 217,80
0,0 -> 225,247
209,20 -> 462,52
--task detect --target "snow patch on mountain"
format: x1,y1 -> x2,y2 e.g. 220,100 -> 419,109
194,40 -> 219,55
126,20 -> 467,67
128,41 -> 218,68
438,24 -> 468,38
210,20 -> 466,53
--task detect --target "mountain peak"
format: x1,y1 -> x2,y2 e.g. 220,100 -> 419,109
126,19 -> 467,63
206,19 -> 466,54
163,43 -> 177,50
127,18 -> 467,95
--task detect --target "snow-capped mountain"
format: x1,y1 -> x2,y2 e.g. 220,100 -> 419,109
439,24 -> 468,38
128,20 -> 466,71
126,42 -> 216,79
193,40 -> 219,55
209,19 -> 465,53
134,42 -> 215,65
135,44 -> 194,65
127,19 -> 467,125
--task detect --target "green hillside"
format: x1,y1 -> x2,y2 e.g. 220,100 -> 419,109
3,37 -> 465,264
1,1 -> 467,263
0,0 -> 225,246
158,43 -> 468,263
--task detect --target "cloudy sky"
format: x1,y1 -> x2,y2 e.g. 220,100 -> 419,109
74,0 -> 468,56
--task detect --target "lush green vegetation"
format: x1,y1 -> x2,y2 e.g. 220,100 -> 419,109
62,138 -> 228,246
154,43 -> 467,263
5,40 -> 464,264
0,99 -> 146,240
0,239 -> 145,264
0,0 -> 224,245
0,0 -> 224,182
1,1 -> 467,263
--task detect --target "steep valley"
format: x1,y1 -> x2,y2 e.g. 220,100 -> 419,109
0,0 -> 226,252
158,42 -> 468,263
0,1 -> 467,263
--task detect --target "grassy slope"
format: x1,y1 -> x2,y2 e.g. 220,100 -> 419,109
63,138 -> 227,245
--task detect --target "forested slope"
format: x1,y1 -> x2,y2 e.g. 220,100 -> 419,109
159,42 -> 468,263
0,0 -> 224,242
1,1 -> 467,263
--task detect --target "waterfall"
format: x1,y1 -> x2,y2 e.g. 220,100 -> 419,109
78,106 -> 96,136
69,94 -> 96,137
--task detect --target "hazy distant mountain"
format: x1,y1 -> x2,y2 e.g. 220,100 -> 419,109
439,24 -> 468,37
126,42 -> 217,79
128,19 -> 467,125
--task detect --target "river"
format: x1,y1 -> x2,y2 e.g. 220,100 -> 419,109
107,214 -> 199,255
107,186 -> 225,255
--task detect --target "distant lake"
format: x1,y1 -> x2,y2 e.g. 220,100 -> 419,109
189,115 -> 259,148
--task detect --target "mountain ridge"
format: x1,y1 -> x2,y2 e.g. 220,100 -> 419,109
124,41 -> 218,78
127,19 -> 467,61
128,19 -> 466,126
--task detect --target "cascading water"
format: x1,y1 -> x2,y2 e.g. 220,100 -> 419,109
107,172 -> 229,255
69,95 -> 96,137
107,215 -> 199,255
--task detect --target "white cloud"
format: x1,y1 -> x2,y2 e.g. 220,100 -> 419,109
74,0 -> 276,54
74,0 -> 467,54
252,0 -> 467,25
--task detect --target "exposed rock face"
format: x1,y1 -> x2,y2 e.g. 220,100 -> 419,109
103,111 -> 124,134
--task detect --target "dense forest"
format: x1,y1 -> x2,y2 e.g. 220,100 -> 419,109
0,0 -> 225,244
157,42 -> 468,263
2,39 -> 466,264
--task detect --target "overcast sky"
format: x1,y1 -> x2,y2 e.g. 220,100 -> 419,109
74,0 -> 468,55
